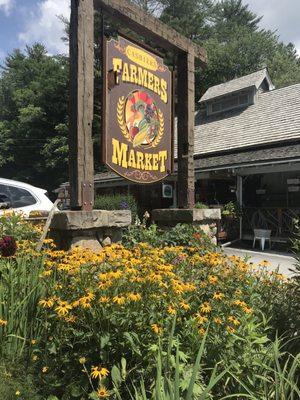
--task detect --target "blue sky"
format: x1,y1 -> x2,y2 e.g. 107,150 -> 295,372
0,0 -> 299,64
0,0 -> 69,61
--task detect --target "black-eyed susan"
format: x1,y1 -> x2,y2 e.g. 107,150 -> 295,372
200,302 -> 212,314
195,313 -> 208,324
55,301 -> 72,316
127,292 -> 141,302
91,366 -> 109,380
214,317 -> 222,325
208,275 -> 218,284
151,323 -> 162,335
113,295 -> 126,305
38,298 -> 55,308
213,292 -> 225,300
97,386 -> 109,398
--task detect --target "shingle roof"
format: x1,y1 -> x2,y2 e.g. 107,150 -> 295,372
200,68 -> 274,102
193,82 -> 300,156
194,143 -> 300,171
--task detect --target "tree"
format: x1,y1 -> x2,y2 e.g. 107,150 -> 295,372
0,44 -> 69,193
160,0 -> 212,41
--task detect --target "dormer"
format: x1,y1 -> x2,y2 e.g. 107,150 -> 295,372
199,68 -> 275,117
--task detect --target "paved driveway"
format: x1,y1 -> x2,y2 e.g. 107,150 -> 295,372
223,247 -> 297,278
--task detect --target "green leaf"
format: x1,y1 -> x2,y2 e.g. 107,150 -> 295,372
111,365 -> 122,388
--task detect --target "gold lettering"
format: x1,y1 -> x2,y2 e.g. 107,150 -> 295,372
152,154 -> 159,170
137,67 -> 148,87
148,72 -> 154,91
112,139 -> 128,168
161,79 -> 168,103
122,63 -> 130,82
144,153 -> 153,170
159,151 -> 167,172
129,64 -> 138,84
154,76 -> 161,96
112,58 -> 123,84
128,150 -> 136,168
136,151 -> 145,170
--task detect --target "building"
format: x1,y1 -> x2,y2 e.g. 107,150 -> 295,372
59,68 -> 300,240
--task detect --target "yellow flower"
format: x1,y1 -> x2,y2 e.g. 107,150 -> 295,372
214,317 -> 222,325
226,326 -> 235,334
39,298 -> 55,308
180,301 -> 190,311
208,275 -> 218,284
260,260 -> 270,267
198,327 -> 206,336
113,295 -> 126,305
97,386 -> 109,398
91,366 -> 109,380
228,316 -> 240,326
167,305 -> 176,315
200,302 -> 212,314
79,357 -> 87,364
99,296 -> 109,304
65,315 -> 76,323
195,313 -> 208,324
42,270 -> 52,277
55,301 -> 72,316
151,323 -> 162,335
243,306 -> 253,314
0,319 -> 8,326
42,366 -> 48,373
31,339 -> 37,345
15,390 -> 21,396
32,355 -> 38,361
127,292 -> 141,302
213,292 -> 225,300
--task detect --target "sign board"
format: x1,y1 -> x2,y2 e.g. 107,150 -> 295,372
162,183 -> 173,198
288,186 -> 300,192
103,36 -> 173,184
287,178 -> 300,185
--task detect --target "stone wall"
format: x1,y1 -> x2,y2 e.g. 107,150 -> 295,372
152,208 -> 221,245
50,210 -> 131,251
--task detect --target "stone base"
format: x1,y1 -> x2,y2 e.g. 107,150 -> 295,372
152,208 -> 221,245
50,210 -> 132,251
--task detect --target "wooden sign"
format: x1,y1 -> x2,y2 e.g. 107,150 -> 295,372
103,36 -> 173,184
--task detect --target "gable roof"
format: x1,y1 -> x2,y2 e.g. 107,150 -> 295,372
200,68 -> 274,102
194,83 -> 300,156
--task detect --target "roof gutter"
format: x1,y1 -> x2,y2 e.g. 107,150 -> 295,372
196,157 -> 300,173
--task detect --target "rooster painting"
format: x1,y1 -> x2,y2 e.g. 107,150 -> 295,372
125,91 -> 160,148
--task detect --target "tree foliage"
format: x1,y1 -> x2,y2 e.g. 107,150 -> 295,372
0,44 -> 69,191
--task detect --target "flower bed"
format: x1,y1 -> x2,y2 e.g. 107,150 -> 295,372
0,214 -> 299,399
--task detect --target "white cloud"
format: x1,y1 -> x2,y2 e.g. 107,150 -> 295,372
245,0 -> 300,55
18,0 -> 70,54
0,0 -> 13,16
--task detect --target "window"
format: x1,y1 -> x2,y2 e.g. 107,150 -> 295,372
0,184 -> 37,208
208,92 -> 252,115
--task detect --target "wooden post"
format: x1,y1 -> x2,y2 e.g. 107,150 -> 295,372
177,51 -> 195,208
69,0 -> 94,210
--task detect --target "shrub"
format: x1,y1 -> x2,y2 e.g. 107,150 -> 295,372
124,222 -> 216,251
0,212 -> 41,242
194,202 -> 208,209
94,193 -> 138,221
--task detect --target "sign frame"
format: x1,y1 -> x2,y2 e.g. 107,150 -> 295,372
102,35 -> 173,185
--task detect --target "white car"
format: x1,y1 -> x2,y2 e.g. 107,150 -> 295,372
0,178 -> 55,217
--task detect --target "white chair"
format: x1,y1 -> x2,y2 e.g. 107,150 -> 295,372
253,229 -> 271,251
